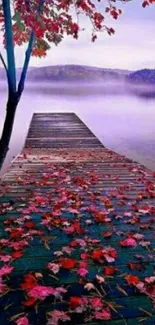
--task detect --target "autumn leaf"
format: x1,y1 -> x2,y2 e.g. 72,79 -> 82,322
102,231 -> 113,238
48,263 -> 60,274
125,274 -> 140,286
23,297 -> 36,307
25,221 -> 36,229
92,249 -> 103,261
28,285 -> 56,300
127,262 -> 145,271
84,283 -> 95,291
0,265 -> 14,277
16,316 -> 30,325
77,268 -> 88,277
119,237 -> 137,247
21,274 -> 37,290
47,310 -> 70,325
142,0 -> 149,7
69,296 -> 82,309
94,308 -> 111,320
59,258 -> 77,269
104,266 -> 117,276
11,251 -> 23,259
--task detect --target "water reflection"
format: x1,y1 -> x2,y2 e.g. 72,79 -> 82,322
0,81 -> 155,176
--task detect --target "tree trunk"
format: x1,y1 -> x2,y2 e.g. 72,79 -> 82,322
0,94 -> 19,170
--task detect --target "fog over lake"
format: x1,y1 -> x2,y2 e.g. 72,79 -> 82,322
0,81 -> 155,176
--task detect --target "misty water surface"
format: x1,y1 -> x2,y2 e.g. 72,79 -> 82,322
0,81 -> 155,176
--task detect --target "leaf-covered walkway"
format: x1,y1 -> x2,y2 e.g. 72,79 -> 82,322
0,113 -> 154,325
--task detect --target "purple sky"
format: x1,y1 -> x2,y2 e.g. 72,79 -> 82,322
1,0 -> 155,70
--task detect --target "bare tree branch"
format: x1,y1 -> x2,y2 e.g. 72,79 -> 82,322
0,52 -> 8,72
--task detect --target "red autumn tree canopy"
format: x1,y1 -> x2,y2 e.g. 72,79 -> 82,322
0,0 -> 125,58
142,0 -> 155,7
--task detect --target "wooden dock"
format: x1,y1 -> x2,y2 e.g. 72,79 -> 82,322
0,113 -> 154,325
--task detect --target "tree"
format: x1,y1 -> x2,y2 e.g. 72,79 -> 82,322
0,0 -> 153,169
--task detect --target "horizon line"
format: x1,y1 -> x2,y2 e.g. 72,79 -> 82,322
1,64 -> 155,71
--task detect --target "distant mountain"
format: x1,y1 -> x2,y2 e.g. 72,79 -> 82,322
127,69 -> 155,84
1,65 -> 155,84
26,65 -> 131,82
0,65 -> 132,82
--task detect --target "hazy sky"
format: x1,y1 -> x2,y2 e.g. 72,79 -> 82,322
1,0 -> 155,70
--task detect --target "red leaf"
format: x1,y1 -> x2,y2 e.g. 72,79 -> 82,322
10,229 -> 24,239
104,266 -> 117,276
25,221 -> 36,229
92,249 -> 103,261
80,253 -> 89,260
142,1 -> 149,7
73,222 -> 85,234
69,296 -> 82,309
127,262 -> 144,271
70,240 -> 78,248
11,251 -> 23,259
23,297 -> 36,306
102,231 -> 113,238
125,274 -> 140,285
92,34 -> 97,42
59,258 -> 77,269
21,274 -> 37,290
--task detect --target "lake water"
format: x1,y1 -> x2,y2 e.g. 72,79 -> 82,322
0,81 -> 155,176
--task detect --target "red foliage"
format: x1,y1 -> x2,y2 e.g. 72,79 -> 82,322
102,232 -> 113,238
25,221 -> 36,229
104,266 -> 117,276
92,249 -> 103,261
23,297 -> 36,307
0,0 -> 125,58
11,251 -> 23,259
142,0 -> 155,7
73,221 -> 85,234
0,1 -> 153,58
21,274 -> 38,290
59,258 -> 77,269
69,296 -> 82,309
125,274 -> 140,285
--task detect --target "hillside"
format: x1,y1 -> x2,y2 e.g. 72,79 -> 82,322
26,65 -> 131,82
127,69 -> 155,84
1,65 -> 155,84
0,65 -> 131,82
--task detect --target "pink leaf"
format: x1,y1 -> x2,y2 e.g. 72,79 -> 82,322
0,255 -> 12,262
77,268 -> 88,277
67,208 -> 79,214
84,283 -> 95,291
47,310 -> 70,325
0,265 -> 14,277
48,263 -> 60,274
96,275 -> 105,283
94,309 -> 111,320
63,226 -> 75,235
145,276 -> 155,284
28,285 -> 55,300
16,317 -> 30,325
120,237 -> 137,247
53,287 -> 67,299
91,297 -> 103,309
